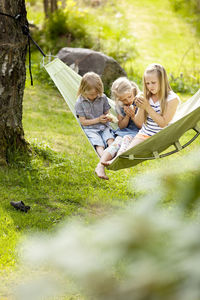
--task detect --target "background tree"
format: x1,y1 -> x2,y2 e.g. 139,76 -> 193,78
0,0 -> 28,165
43,0 -> 58,18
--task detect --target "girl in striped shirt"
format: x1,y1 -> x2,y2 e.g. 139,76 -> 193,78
115,63 -> 181,155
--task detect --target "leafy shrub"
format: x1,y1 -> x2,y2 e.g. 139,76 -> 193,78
44,1 -> 94,53
169,72 -> 200,94
170,0 -> 200,13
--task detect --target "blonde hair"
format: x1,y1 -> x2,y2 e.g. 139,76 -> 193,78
77,72 -> 104,98
143,63 -> 171,122
111,77 -> 140,104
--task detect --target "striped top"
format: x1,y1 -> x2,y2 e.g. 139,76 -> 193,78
139,91 -> 181,136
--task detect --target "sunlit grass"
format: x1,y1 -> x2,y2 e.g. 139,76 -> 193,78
119,0 -> 200,85
1,0 -> 200,297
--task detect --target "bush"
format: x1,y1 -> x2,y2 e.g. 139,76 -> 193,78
44,1 -> 94,53
169,73 -> 200,94
170,0 -> 200,13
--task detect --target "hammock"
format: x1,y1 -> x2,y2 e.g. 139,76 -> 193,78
44,57 -> 200,171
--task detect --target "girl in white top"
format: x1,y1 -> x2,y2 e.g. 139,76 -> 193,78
100,63 -> 180,174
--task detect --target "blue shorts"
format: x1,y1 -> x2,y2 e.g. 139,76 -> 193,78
84,127 -> 114,148
114,126 -> 139,137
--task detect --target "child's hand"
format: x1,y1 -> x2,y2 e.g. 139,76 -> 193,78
124,105 -> 136,118
106,113 -> 118,123
135,96 -> 150,110
99,114 -> 109,124
106,116 -> 113,122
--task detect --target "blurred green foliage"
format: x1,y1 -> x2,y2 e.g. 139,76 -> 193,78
169,0 -> 200,33
18,147 -> 200,300
44,3 -> 94,52
169,73 -> 200,94
29,0 -> 137,62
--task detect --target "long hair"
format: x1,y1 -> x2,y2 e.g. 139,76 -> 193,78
143,64 -> 171,122
77,72 -> 104,98
111,77 -> 140,109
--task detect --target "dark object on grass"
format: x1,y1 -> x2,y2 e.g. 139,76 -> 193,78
10,201 -> 30,213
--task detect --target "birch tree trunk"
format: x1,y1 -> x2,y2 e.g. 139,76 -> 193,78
0,0 -> 28,165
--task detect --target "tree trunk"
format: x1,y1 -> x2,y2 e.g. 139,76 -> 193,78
43,0 -> 49,18
50,0 -> 58,13
0,0 -> 28,165
43,0 -> 58,18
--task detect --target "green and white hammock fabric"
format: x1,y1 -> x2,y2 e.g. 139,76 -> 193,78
44,58 -> 200,171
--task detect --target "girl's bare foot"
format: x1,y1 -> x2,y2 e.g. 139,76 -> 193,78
95,163 -> 109,180
101,158 -> 115,166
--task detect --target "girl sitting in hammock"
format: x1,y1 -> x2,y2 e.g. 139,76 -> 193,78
75,72 -> 115,157
95,63 -> 181,179
95,77 -> 142,179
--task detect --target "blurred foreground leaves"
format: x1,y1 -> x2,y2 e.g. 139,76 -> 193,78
17,147 -> 200,300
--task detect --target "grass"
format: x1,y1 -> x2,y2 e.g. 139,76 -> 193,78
0,85 -> 138,298
1,82 -> 199,298
1,0 -> 200,298
118,0 -> 200,90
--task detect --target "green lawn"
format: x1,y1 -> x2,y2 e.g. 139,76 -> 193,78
120,0 -> 200,88
1,0 -> 200,298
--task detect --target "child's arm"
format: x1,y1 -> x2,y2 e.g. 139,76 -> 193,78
132,94 -> 145,127
133,107 -> 145,128
79,114 -> 108,126
75,97 -> 108,126
118,105 -> 139,129
136,97 -> 179,127
117,112 -> 131,129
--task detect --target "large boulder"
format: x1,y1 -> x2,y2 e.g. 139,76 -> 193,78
57,47 -> 127,91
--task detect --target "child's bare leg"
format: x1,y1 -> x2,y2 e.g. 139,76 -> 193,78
95,162 -> 109,180
126,137 -> 144,150
101,136 -> 122,166
107,138 -> 114,146
95,136 -> 122,179
117,135 -> 133,156
100,150 -> 113,164
103,137 -> 146,166
95,145 -> 105,157
95,150 -> 112,179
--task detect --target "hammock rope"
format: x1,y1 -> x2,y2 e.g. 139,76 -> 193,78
0,11 -> 46,85
44,57 -> 200,171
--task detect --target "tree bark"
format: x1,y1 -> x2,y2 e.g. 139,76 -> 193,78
43,0 -> 58,18
0,0 -> 28,165
50,0 -> 58,13
43,0 -> 49,18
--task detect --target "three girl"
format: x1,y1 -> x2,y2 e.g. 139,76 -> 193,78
96,63 -> 180,179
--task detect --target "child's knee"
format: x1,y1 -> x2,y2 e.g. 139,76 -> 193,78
106,137 -> 122,158
122,135 -> 132,142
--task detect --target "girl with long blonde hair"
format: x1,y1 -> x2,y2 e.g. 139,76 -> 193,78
98,64 -> 181,177
95,77 -> 141,179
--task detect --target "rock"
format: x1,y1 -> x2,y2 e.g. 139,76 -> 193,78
57,47 -> 127,91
